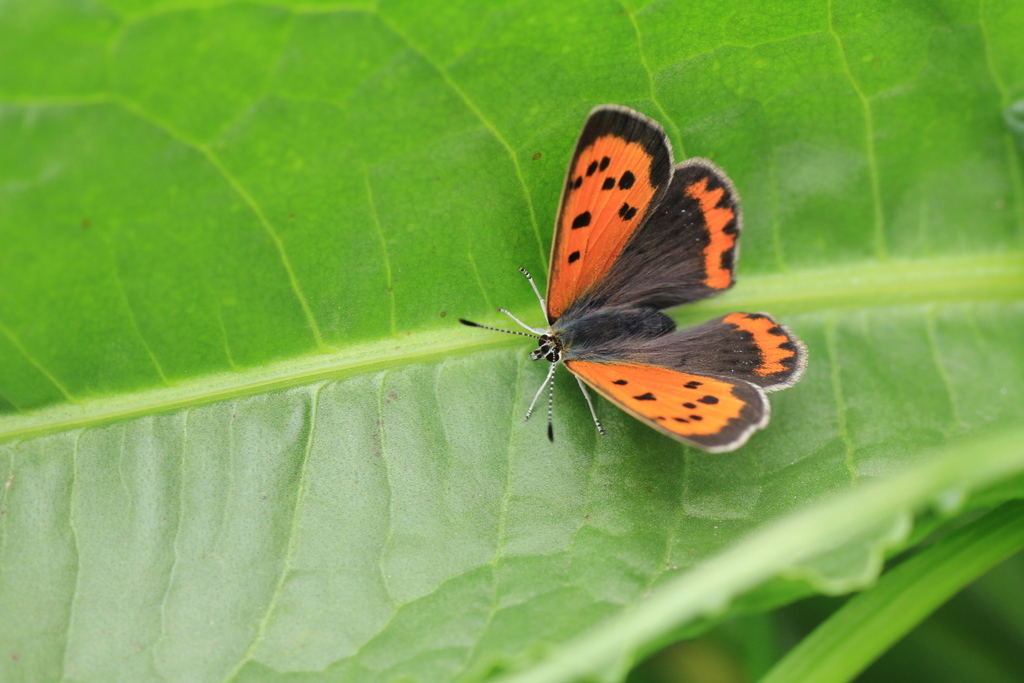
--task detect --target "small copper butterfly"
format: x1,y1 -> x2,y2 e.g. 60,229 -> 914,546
462,105 -> 806,452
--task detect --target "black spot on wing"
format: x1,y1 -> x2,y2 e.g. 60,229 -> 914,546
684,381 -> 702,389
634,392 -> 656,401
618,171 -> 635,189
602,177 -> 615,190
573,107 -> 672,192
599,156 -> 611,171
572,212 -> 591,229
613,379 -> 628,385
568,251 -> 580,264
586,161 -> 598,176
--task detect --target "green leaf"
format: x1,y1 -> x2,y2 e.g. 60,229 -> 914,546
757,500 -> 1024,683
857,543 -> 1024,683
1,1 -> 1023,682
493,429 -> 1024,683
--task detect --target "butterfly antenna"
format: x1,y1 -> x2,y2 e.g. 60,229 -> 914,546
518,267 -> 549,322
547,369 -> 556,442
575,377 -> 605,436
496,308 -> 545,335
459,319 -> 539,339
525,362 -> 557,422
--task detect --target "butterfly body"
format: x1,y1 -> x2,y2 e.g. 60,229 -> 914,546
463,105 -> 806,452
554,306 -> 675,355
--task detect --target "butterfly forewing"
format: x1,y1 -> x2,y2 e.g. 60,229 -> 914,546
565,360 -> 769,452
585,159 -> 742,312
547,106 -> 673,322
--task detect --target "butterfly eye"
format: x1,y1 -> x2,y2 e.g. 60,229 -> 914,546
529,335 -> 562,363
531,346 -> 550,361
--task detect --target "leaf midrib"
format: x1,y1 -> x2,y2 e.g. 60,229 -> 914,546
674,253 -> 1024,322
2,252 -> 1020,443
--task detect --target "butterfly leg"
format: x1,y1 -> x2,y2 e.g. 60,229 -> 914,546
518,267 -> 548,322
574,376 -> 605,436
547,370 -> 556,442
524,361 -> 557,422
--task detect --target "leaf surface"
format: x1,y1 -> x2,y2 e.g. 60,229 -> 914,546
1,1 -> 1023,681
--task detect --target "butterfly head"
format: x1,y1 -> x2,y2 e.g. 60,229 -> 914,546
530,334 -> 563,363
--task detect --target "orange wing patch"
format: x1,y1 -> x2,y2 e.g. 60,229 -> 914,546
548,137 -> 659,319
724,313 -> 796,376
565,361 -> 750,439
685,177 -> 737,290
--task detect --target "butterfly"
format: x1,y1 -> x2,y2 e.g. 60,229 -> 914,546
461,105 -> 806,452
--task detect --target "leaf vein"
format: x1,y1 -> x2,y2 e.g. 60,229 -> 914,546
1,256 -> 1019,445
110,95 -> 331,353
466,251 -> 495,311
656,445 -> 692,578
214,304 -> 241,372
106,240 -> 172,386
118,0 -> 372,25
766,119 -> 788,271
825,312 -> 857,484
117,423 -> 134,513
924,306 -> 964,433
375,12 -> 548,274
155,409 -> 189,665
619,2 -> 686,158
374,371 -> 399,604
59,431 -> 84,683
223,384 -> 324,682
493,350 -> 525,569
458,350 -> 526,672
827,0 -> 889,261
0,317 -> 77,403
0,387 -> 25,413
362,164 -> 398,337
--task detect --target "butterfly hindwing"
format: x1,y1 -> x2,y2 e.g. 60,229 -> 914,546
584,158 -> 742,312
561,310 -> 805,449
547,106 -> 673,322
564,360 -> 768,452
628,312 -> 806,391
